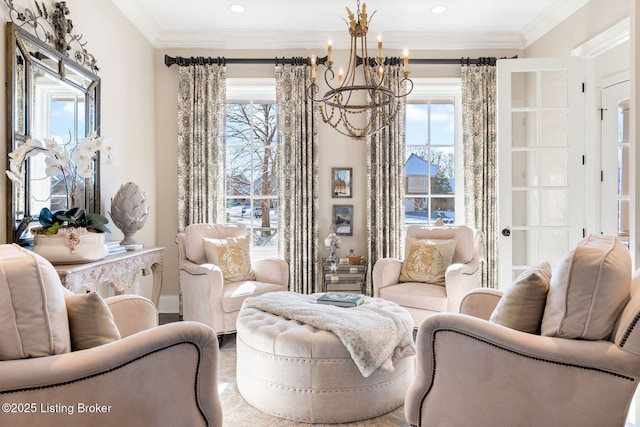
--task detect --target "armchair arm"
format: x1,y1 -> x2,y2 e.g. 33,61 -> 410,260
252,257 -> 289,288
443,259 -> 481,312
406,313 -> 640,427
459,287 -> 503,320
0,322 -> 222,427
179,261 -> 224,331
105,294 -> 159,338
372,258 -> 402,297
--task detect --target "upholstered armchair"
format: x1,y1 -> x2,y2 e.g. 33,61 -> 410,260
372,225 -> 482,328
0,244 -> 222,427
176,223 -> 289,342
405,235 -> 640,427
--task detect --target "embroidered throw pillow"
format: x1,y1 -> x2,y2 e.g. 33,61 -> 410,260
399,238 -> 456,285
490,262 -> 552,334
203,235 -> 256,282
65,292 -> 121,351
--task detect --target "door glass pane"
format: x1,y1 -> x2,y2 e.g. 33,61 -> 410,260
541,70 -> 568,108
511,111 -> 537,148
512,190 -> 539,227
511,229 -> 539,266
511,71 -> 537,108
539,229 -> 569,264
540,111 -> 568,147
512,151 -> 538,187
540,150 -> 567,186
541,190 -> 568,226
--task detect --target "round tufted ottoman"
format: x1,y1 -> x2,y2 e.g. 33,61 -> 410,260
236,295 -> 415,423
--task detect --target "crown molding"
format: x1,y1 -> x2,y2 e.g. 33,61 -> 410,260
154,30 -> 524,51
111,0 -> 162,46
571,17 -> 630,58
521,0 -> 591,48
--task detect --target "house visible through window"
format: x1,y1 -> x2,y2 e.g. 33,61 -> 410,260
225,80 -> 278,259
405,82 -> 461,226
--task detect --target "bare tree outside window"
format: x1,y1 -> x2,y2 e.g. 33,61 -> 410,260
225,102 -> 279,255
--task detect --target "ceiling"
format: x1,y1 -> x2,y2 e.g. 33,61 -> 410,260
110,0 -> 591,51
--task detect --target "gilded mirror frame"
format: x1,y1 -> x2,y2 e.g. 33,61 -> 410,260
6,22 -> 101,244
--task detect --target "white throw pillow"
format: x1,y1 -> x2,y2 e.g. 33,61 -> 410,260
490,262 -> 551,334
399,238 -> 456,285
203,235 -> 256,282
541,235 -> 631,340
0,245 -> 71,360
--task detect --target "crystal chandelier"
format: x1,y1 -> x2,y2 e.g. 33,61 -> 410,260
307,1 -> 413,140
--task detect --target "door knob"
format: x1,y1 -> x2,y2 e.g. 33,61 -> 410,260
501,228 -> 511,237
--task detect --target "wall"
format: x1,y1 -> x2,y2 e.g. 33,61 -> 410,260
0,0 -> 158,299
155,47 -> 517,310
525,0 -> 629,58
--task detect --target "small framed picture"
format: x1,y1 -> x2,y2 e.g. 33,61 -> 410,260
348,248 -> 356,256
333,205 -> 353,236
332,168 -> 352,198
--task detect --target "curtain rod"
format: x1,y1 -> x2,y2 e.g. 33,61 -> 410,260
164,54 -> 499,68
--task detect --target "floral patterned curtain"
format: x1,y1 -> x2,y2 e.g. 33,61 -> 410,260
176,64 -> 227,231
461,64 -> 497,288
275,63 -> 319,294
366,63 -> 407,295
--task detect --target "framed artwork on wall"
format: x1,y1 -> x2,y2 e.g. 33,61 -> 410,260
333,204 -> 353,236
332,168 -> 352,198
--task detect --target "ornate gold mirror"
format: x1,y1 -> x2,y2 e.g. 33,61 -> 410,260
5,2 -> 101,244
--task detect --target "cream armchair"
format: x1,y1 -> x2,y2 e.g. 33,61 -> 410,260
176,223 -> 289,343
373,225 -> 482,328
404,271 -> 640,427
0,244 -> 222,427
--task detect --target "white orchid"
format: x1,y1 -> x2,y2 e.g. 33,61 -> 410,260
6,133 -> 117,208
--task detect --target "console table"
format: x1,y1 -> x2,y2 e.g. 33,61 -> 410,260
54,247 -> 165,306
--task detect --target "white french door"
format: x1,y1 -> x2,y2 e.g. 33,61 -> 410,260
497,57 -> 585,289
601,79 -> 630,244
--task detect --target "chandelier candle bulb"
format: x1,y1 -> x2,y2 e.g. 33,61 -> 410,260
377,31 -> 382,58
311,55 -> 317,81
327,38 -> 333,64
403,48 -> 409,72
338,68 -> 344,85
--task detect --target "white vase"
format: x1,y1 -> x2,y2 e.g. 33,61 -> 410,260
33,227 -> 108,264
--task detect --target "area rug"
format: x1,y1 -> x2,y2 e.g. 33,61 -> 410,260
218,333 -> 411,427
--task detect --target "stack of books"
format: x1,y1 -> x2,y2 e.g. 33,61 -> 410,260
106,240 -> 127,255
316,292 -> 365,308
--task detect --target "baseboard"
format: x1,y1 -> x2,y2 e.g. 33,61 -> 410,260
157,295 -> 179,314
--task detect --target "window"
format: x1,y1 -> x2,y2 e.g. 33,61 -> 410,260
405,81 -> 461,226
225,80 -> 278,258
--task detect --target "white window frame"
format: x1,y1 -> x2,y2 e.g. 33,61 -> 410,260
226,78 -> 278,259
406,78 -> 463,225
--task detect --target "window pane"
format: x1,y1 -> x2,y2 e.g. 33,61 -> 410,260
226,146 -> 252,197
430,147 -> 454,195
252,147 -> 278,196
405,197 -> 429,225
406,104 -> 429,145
430,101 -> 454,145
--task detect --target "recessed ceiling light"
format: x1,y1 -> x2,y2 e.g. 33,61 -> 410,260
229,4 -> 245,13
431,5 -> 447,14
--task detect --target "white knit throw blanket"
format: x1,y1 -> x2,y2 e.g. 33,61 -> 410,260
242,291 -> 416,377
